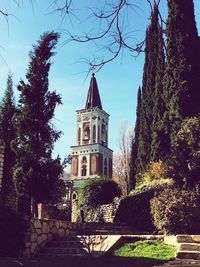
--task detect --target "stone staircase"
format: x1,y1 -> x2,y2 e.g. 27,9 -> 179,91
165,235 -> 200,260
176,235 -> 200,260
154,235 -> 200,267
38,222 -> 150,258
39,236 -> 88,257
39,234 -> 122,257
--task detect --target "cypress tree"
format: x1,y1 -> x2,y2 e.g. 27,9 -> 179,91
0,74 -> 16,207
12,32 -> 66,216
130,86 -> 141,188
137,6 -> 163,173
163,0 -> 200,146
150,25 -> 168,162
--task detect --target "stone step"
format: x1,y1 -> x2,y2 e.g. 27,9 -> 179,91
75,229 -> 145,235
40,253 -> 85,258
77,223 -> 135,231
53,238 -> 77,242
178,243 -> 200,252
89,227 -> 136,231
154,259 -> 200,266
177,235 -> 200,244
82,222 -> 128,227
176,251 -> 200,260
155,265 -> 200,267
41,247 -> 87,254
154,259 -> 200,267
48,240 -> 84,248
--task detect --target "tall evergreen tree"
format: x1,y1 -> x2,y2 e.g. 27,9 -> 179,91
137,5 -> 164,173
163,0 -> 200,146
0,74 -> 16,207
130,86 -> 141,188
12,32 -> 66,216
150,24 -> 168,162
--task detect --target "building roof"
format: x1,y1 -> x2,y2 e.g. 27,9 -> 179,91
85,73 -> 102,110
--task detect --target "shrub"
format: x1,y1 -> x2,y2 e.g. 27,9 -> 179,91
167,117 -> 200,188
114,187 -> 155,232
0,207 -> 28,256
78,177 -> 121,222
135,161 -> 173,191
150,188 -> 200,234
42,204 -> 71,221
78,177 -> 121,208
115,183 -> 172,232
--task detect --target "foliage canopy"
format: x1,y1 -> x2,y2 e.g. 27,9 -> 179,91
12,32 -> 66,215
78,177 -> 121,209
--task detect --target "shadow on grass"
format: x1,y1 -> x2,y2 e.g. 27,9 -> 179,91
0,256 -> 170,267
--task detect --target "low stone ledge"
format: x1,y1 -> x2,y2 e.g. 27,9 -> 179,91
24,218 -> 80,257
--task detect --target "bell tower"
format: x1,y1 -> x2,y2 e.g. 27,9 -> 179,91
70,74 -> 113,183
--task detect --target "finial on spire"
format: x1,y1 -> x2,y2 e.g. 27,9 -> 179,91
91,65 -> 95,77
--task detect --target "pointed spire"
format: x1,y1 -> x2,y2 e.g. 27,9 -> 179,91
85,73 -> 102,110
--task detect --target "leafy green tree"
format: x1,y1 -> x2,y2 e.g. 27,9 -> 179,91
167,117 -> 200,188
12,32 -> 66,216
163,0 -> 200,146
0,74 -> 16,206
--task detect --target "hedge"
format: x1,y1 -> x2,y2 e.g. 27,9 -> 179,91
151,188 -> 200,234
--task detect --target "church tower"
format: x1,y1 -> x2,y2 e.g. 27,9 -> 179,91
70,74 -> 113,186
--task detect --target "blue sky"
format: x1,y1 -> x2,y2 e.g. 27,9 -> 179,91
0,0 -> 199,168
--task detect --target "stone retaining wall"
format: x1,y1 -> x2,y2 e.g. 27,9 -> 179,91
24,217 -> 127,256
71,199 -> 78,222
72,198 -> 120,223
24,218 -> 80,257
100,198 -> 120,223
100,204 -> 116,222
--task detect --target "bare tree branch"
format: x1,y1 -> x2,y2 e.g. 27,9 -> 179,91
54,0 -> 165,72
0,0 -> 166,72
113,120 -> 133,194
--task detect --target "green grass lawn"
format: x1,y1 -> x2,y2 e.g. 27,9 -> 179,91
113,239 -> 176,260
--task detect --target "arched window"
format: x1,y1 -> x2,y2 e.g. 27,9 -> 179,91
102,124 -> 106,145
93,125 -> 96,143
104,158 -> 108,176
83,123 -> 90,144
98,125 -> 100,143
72,192 -> 77,200
105,130 -> 108,146
81,156 -> 87,176
82,156 -> 87,164
78,127 -> 81,145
